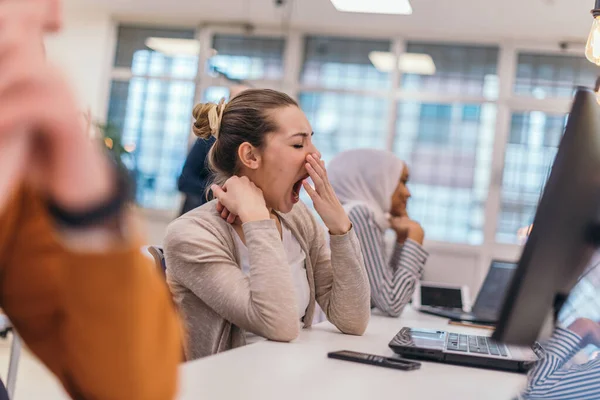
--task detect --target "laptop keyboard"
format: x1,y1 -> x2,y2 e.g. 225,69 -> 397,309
446,333 -> 509,357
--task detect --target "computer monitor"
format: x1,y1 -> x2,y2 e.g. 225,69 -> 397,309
493,88 -> 600,346
472,260 -> 517,320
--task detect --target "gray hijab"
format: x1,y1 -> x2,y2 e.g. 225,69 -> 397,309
328,149 -> 405,231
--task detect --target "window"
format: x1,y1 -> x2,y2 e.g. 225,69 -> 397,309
394,102 -> 496,244
301,36 -> 392,90
401,42 -> 499,98
106,25 -> 594,253
107,79 -> 196,209
393,42 -> 499,244
514,53 -> 600,99
498,52 -> 595,243
114,26 -> 198,74
203,86 -> 231,103
299,92 -> 389,163
107,26 -> 197,209
560,263 -> 600,326
208,34 -> 286,81
416,104 -> 452,144
496,112 -> 567,243
297,35 -> 392,212
298,35 -> 392,167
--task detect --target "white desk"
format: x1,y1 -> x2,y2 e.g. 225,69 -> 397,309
177,308 -> 527,400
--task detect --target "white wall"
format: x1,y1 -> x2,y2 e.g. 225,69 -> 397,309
140,210 -> 179,246
44,4 -> 115,120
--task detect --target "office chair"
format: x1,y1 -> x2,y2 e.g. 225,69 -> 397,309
147,246 -> 167,277
0,315 -> 20,399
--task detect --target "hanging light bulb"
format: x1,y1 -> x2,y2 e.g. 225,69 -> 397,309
585,1 -> 600,65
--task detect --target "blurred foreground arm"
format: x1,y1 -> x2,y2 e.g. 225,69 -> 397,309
0,0 -> 181,398
1,188 -> 182,400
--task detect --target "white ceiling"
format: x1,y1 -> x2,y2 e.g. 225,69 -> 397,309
68,0 -> 595,43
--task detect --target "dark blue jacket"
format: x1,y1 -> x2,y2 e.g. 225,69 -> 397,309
178,137 -> 216,202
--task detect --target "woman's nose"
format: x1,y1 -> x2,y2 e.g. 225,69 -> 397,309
307,143 -> 321,160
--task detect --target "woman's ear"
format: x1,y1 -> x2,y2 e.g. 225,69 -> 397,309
238,142 -> 261,170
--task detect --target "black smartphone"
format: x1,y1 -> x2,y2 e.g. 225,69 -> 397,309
327,350 -> 421,371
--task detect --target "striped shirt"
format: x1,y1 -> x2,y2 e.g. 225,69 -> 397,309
521,327 -> 600,399
347,204 -> 428,317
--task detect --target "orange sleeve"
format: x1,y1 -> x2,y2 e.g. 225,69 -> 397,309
0,188 -> 182,399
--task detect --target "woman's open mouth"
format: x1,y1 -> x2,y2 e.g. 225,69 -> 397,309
291,174 -> 309,203
292,179 -> 303,203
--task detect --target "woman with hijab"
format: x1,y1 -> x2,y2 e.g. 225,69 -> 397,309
328,148 -> 428,317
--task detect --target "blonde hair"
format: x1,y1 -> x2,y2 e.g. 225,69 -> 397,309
192,98 -> 226,140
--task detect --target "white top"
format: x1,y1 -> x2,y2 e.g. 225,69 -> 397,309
234,223 -> 310,343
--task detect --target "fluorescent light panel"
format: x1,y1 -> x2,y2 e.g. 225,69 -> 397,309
369,51 -> 436,75
330,0 -> 412,15
368,51 -> 396,72
145,37 -> 201,56
398,53 -> 436,75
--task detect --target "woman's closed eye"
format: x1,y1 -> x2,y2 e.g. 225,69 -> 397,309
292,144 -> 304,149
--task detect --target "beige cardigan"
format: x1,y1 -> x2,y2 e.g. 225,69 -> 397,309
164,200 -> 371,360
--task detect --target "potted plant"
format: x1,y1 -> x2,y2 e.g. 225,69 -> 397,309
83,110 -> 137,199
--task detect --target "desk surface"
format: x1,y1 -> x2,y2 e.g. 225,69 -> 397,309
177,307 -> 526,400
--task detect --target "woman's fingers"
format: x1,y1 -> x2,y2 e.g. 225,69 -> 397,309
219,203 -> 237,224
221,207 -> 229,220
319,158 -> 326,173
226,212 -> 237,224
307,154 -> 326,179
306,162 -> 325,193
302,180 -> 318,201
306,153 -> 337,199
212,190 -> 237,224
211,184 -> 230,212
211,184 -> 225,198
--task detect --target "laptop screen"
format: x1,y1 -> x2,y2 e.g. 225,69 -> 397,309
472,261 -> 518,319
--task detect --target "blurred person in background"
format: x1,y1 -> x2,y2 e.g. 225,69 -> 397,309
178,85 -> 250,215
0,0 -> 181,398
328,149 -> 428,318
178,135 -> 216,215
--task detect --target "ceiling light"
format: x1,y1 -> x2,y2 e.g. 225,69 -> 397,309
398,53 -> 436,75
145,37 -> 201,56
369,51 -> 436,75
330,0 -> 412,15
368,51 -> 396,72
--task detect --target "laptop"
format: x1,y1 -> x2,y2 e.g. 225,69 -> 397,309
418,260 -> 518,325
389,327 -> 542,372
